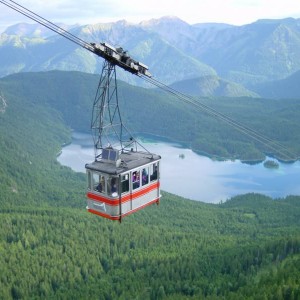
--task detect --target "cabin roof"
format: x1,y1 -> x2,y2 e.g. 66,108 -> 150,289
85,151 -> 161,175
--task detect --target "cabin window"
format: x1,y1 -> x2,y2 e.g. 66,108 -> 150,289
132,170 -> 140,190
121,174 -> 129,194
92,173 -> 106,194
142,167 -> 149,186
150,163 -> 158,181
87,171 -> 92,190
108,176 -> 118,196
89,172 -> 119,197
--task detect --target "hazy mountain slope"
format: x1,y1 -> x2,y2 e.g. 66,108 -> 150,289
140,17 -> 300,85
196,18 -> 300,85
78,20 -> 217,84
0,20 -> 217,84
0,32 -> 99,76
252,70 -> 300,99
139,16 -> 231,53
170,75 -> 259,97
140,17 -> 300,87
140,17 -> 234,60
2,17 -> 300,90
3,22 -> 77,38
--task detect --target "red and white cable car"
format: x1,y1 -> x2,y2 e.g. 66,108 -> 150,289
86,148 -> 161,221
85,58 -> 161,221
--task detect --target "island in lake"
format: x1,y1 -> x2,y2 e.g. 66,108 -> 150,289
263,159 -> 279,169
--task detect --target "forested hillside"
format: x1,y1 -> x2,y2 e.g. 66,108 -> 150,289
1,71 -> 300,162
0,71 -> 86,208
170,76 -> 259,98
252,70 -> 300,99
1,194 -> 300,299
0,70 -> 299,299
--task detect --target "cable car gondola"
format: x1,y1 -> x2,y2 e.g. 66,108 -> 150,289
86,148 -> 161,221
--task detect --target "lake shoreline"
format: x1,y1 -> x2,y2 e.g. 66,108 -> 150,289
57,131 -> 300,204
137,132 -> 299,165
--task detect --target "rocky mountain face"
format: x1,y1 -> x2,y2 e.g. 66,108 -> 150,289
1,16 -> 300,97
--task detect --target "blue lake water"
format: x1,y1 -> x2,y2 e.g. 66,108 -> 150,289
57,132 -> 300,203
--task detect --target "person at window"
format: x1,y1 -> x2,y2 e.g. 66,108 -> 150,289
111,178 -> 117,194
132,172 -> 136,182
142,168 -> 148,185
133,171 -> 140,189
96,177 -> 104,193
150,165 -> 158,181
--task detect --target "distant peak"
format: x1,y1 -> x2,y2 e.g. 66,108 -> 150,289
4,22 -> 76,38
254,17 -> 298,25
115,19 -> 133,26
140,16 -> 187,27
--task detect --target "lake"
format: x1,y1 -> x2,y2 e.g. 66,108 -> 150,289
57,132 -> 300,203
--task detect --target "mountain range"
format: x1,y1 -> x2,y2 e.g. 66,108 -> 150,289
2,17 -> 300,98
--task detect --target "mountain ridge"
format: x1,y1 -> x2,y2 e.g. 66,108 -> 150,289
170,75 -> 259,97
252,70 -> 300,99
2,16 -> 300,93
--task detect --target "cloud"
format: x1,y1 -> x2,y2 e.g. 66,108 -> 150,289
1,0 -> 300,33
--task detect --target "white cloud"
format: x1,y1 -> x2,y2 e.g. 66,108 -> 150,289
1,0 -> 300,33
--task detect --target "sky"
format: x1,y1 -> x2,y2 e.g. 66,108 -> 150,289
1,0 -> 300,33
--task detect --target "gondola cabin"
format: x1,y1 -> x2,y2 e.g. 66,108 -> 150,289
85,148 -> 161,221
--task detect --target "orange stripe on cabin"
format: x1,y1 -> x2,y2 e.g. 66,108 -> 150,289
87,197 -> 160,221
121,181 -> 160,202
87,209 -> 121,220
87,181 -> 160,206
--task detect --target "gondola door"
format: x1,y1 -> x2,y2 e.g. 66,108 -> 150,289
131,169 -> 142,210
129,171 -> 134,211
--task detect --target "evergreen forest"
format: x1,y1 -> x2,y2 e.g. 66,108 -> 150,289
0,71 -> 300,299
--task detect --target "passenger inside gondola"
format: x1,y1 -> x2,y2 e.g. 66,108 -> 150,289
96,180 -> 102,193
132,171 -> 140,189
105,176 -> 118,197
150,164 -> 158,181
94,175 -> 105,193
121,174 -> 129,194
142,168 -> 149,186
111,177 -> 117,194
